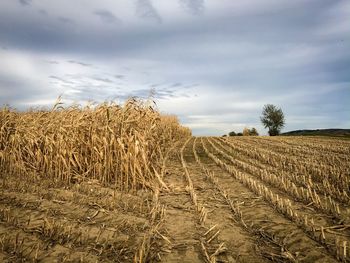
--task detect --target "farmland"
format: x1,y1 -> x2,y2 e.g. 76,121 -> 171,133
1,104 -> 350,262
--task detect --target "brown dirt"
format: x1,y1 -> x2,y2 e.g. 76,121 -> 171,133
0,136 -> 349,262
0,178 -> 154,262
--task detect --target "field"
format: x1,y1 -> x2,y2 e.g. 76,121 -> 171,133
1,104 -> 350,262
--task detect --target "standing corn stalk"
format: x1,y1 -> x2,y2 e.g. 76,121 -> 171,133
0,98 -> 191,191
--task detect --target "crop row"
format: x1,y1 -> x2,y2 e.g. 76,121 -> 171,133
221,137 -> 350,203
201,138 -> 349,262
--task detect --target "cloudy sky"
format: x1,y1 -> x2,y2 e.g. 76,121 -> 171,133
0,0 -> 349,135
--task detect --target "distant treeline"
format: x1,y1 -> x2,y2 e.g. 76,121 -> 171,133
225,127 -> 259,137
282,129 -> 350,138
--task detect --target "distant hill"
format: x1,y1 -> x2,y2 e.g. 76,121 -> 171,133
282,129 -> 350,138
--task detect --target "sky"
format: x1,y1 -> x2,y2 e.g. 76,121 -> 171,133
0,0 -> 349,135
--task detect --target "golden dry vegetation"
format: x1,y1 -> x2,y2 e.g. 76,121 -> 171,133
0,98 -> 191,190
0,100 -> 350,262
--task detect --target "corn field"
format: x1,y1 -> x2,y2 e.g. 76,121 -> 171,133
0,99 -> 191,190
1,103 -> 350,262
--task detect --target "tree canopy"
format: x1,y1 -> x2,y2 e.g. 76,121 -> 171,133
260,104 -> 285,136
243,127 -> 259,136
228,131 -> 236,136
249,127 -> 259,136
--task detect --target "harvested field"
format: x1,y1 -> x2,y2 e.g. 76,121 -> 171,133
1,104 -> 350,262
156,136 -> 350,263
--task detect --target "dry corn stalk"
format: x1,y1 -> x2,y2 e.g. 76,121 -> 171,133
0,98 -> 191,191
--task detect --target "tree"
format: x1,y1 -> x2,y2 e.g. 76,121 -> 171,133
237,132 -> 243,136
242,127 -> 259,136
260,104 -> 285,136
249,127 -> 259,136
229,131 -> 236,136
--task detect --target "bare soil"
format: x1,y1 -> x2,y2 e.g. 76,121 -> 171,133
1,136 -> 349,262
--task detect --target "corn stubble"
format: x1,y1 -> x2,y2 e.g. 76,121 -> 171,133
0,98 -> 191,191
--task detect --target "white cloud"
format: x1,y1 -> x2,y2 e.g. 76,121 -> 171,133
0,0 -> 349,134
